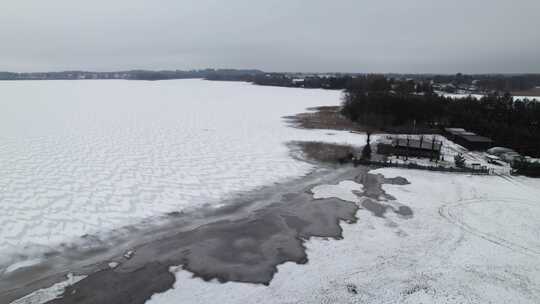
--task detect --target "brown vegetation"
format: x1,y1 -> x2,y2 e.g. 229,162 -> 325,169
511,88 -> 540,97
283,106 -> 370,132
289,141 -> 357,164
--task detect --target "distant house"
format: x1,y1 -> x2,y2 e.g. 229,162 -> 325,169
444,128 -> 494,151
391,137 -> 442,159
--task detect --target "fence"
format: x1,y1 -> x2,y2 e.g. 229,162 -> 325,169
354,158 -> 492,175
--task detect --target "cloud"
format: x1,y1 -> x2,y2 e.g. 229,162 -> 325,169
1,0 -> 539,73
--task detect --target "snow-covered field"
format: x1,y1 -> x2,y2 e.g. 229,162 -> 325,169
0,79 -> 367,262
149,168 -> 540,304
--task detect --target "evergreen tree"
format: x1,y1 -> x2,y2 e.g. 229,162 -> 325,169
454,153 -> 466,168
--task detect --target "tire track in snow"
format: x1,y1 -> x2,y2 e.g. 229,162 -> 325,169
439,197 -> 540,257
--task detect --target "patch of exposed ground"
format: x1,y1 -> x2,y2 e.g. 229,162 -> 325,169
511,88 -> 540,97
283,106 -> 438,134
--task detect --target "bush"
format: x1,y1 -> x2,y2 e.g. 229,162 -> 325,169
454,153 -> 466,168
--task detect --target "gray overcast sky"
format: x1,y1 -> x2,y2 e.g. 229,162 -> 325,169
1,0 -> 539,73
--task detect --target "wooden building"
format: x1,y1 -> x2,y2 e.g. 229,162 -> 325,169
392,137 -> 442,159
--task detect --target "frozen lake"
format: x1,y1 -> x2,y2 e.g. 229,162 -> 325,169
0,79 -> 365,261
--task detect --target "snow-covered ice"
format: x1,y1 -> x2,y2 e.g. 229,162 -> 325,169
310,180 -> 363,202
0,79 -> 366,262
148,168 -> 540,304
4,258 -> 42,274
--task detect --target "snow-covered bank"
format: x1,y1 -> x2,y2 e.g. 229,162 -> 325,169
148,169 -> 540,304
0,79 -> 366,262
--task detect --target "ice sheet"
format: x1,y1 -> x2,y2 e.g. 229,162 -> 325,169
0,79 -> 364,261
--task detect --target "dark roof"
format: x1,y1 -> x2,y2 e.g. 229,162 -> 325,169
445,127 -> 465,132
445,127 -> 493,143
444,128 -> 466,135
393,138 -> 442,151
459,135 -> 493,143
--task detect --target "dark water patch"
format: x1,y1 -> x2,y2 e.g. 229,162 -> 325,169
384,176 -> 410,186
3,167 -> 357,303
355,172 -> 410,202
40,174 -> 359,303
361,199 -> 414,219
49,262 -> 175,304
114,196 -> 358,286
361,199 -> 389,217
395,206 -> 413,217
47,169 -> 408,304
355,172 -> 413,219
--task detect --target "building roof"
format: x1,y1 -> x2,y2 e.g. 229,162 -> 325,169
444,128 -> 467,135
487,147 -> 515,156
445,127 -> 492,144
459,135 -> 493,143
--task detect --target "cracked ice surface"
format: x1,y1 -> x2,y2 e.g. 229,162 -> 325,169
0,79 -> 366,259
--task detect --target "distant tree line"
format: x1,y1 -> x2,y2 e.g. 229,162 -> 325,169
2,69 -> 539,94
431,73 -> 540,92
251,74 -> 354,89
0,69 -> 265,81
341,75 -> 540,157
475,75 -> 540,92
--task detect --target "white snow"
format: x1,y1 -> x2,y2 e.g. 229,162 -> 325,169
0,79 -> 366,263
9,273 -> 86,304
310,180 -> 363,202
148,168 -> 540,304
123,250 -> 134,259
4,259 -> 42,274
